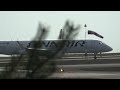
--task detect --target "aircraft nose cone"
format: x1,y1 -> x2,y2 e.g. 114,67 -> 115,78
105,45 -> 113,52
109,47 -> 113,51
107,46 -> 113,51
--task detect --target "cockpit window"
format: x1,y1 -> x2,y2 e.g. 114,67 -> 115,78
99,41 -> 103,44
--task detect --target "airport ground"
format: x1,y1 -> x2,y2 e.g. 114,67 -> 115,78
0,53 -> 120,79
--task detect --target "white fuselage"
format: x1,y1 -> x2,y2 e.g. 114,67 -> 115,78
0,40 -> 113,55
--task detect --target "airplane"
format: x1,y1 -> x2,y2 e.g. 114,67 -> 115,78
0,39 -> 113,59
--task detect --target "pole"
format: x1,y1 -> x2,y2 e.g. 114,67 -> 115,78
84,24 -> 87,59
84,24 -> 87,41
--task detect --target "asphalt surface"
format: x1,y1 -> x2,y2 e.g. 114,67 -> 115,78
0,54 -> 120,79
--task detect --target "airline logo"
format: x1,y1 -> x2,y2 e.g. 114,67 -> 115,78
27,40 -> 86,48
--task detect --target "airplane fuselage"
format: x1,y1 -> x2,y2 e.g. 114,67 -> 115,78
0,40 -> 113,55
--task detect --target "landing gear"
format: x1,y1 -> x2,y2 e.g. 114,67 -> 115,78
94,56 -> 97,59
94,53 -> 97,59
100,52 -> 102,57
85,53 -> 88,56
84,52 -> 88,60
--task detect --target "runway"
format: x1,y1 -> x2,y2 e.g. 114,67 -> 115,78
49,72 -> 120,79
0,53 -> 120,79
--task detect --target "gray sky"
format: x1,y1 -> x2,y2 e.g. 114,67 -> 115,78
0,11 -> 119,53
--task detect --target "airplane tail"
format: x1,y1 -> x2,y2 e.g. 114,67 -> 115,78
88,30 -> 104,39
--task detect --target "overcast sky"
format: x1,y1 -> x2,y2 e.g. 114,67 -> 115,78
0,11 -> 119,53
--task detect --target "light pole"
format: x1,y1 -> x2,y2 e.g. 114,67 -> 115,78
84,24 -> 87,59
84,24 -> 87,41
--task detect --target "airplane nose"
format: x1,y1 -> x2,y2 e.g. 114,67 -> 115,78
107,46 -> 113,51
104,45 -> 113,52
109,47 -> 113,51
